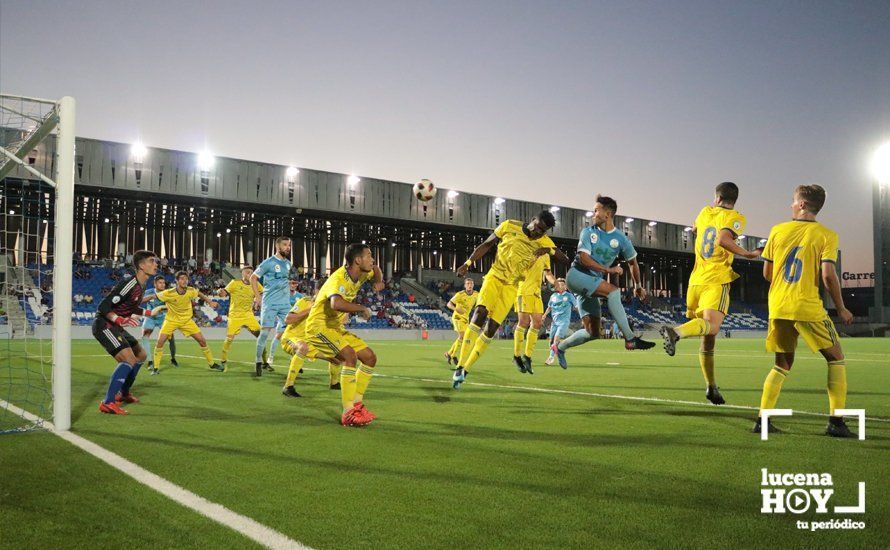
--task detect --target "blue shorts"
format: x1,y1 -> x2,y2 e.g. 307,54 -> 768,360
550,323 -> 570,339
260,302 -> 291,328
142,316 -> 165,330
566,267 -> 603,319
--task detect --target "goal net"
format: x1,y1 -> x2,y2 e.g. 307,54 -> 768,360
0,94 -> 74,433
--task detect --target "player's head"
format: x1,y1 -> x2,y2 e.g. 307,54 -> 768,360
714,181 -> 739,207
345,243 -> 374,273
275,236 -> 291,258
174,270 -> 188,289
593,195 -> 618,225
793,184 -> 826,217
241,265 -> 254,280
463,278 -> 475,292
289,279 -> 299,292
555,278 -> 567,292
132,250 -> 158,276
527,210 -> 557,239
153,277 -> 167,291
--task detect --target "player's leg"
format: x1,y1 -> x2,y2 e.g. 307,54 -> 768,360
188,324 -> 223,371
522,311 -> 544,373
754,320 -> 796,433
661,284 -> 727,356
335,345 -> 371,426
454,281 -> 513,388
698,307 -> 727,404
593,280 -> 653,349
152,327 -> 171,374
328,358 -> 342,389
446,318 -> 464,365
263,308 -> 288,371
281,338 -> 307,398
256,304 -> 276,375
269,322 -> 284,366
168,333 -> 178,366
798,319 -> 853,437
354,343 -> 377,418
141,327 -> 154,367
513,310 -> 530,372
118,334 -> 148,403
221,321 -> 241,367
93,320 -> 137,414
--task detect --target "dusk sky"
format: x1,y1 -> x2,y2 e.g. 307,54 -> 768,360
2,1 -> 888,275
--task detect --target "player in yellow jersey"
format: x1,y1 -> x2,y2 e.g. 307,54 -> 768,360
452,210 -> 567,390
444,277 -> 478,367
217,266 -> 265,370
512,254 -> 556,374
659,182 -> 762,405
279,292 -> 313,397
303,243 -> 384,426
151,271 -> 223,373
753,185 -> 854,437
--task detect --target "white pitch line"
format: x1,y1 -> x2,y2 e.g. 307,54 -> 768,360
0,399 -> 310,550
193,356 -> 890,424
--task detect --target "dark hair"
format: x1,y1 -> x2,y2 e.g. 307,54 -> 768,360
536,210 -> 556,229
154,277 -> 167,287
345,243 -> 370,266
795,184 -> 826,214
174,270 -> 188,280
275,236 -> 291,246
241,265 -> 254,271
132,250 -> 156,270
595,195 -> 618,215
715,182 -> 739,204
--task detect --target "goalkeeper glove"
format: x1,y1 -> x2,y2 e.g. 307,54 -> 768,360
114,316 -> 139,327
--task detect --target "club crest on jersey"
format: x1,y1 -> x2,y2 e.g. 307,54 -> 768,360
274,264 -> 281,273
590,233 -> 599,244
339,285 -> 346,294
733,220 -> 742,231
112,296 -> 121,304
610,239 -> 619,248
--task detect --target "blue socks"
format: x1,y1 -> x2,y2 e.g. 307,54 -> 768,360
558,329 -> 595,351
121,362 -> 142,395
606,290 -> 634,340
256,330 -> 271,362
104,362 -> 133,404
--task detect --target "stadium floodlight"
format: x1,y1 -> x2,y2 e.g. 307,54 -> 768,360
738,235 -> 746,240
187,224 -> 193,230
347,175 -> 360,186
584,211 -> 593,217
683,226 -> 693,232
872,142 -> 890,185
549,206 -> 560,213
494,197 -> 505,205
433,250 -> 438,255
447,190 -> 459,199
362,240 -> 367,245
225,228 -> 231,233
625,217 -> 635,223
391,242 -> 396,247
104,217 -> 110,223
216,232 -> 221,237
286,166 -> 299,179
139,226 -> 145,231
197,150 -> 214,171
131,141 -> 147,160
648,221 -> 657,227
8,209 -> 14,215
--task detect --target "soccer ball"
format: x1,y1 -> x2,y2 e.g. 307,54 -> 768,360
413,179 -> 437,202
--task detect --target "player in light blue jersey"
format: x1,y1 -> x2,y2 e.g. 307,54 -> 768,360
250,236 -> 293,377
543,278 -> 577,367
551,195 -> 654,368
269,278 -> 304,367
141,277 -> 177,373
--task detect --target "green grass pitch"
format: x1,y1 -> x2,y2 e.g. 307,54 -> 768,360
2,336 -> 888,548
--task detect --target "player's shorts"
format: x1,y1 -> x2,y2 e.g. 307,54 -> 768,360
142,315 -> 165,330
260,302 -> 291,328
550,322 -> 570,339
766,317 -> 840,354
686,284 -> 731,318
160,318 -> 201,337
452,316 -> 468,333
280,335 -> 318,360
515,293 -> 544,315
227,313 -> 261,336
305,327 -> 368,360
92,319 -> 139,357
565,267 -> 603,319
476,275 -> 518,325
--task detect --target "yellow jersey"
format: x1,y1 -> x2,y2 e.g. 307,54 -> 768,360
281,296 -> 314,341
518,254 -> 551,296
306,267 -> 374,332
488,220 -> 556,285
157,287 -> 199,323
449,290 -> 479,322
762,220 -> 839,322
688,205 -> 747,285
224,279 -> 261,316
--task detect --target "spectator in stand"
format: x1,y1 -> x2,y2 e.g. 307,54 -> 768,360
74,293 -> 83,304
84,294 -> 94,304
187,257 -> 197,273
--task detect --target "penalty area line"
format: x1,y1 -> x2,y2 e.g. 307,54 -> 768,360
0,398 -> 310,550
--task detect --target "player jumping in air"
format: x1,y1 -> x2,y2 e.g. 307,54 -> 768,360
551,195 -> 654,369
753,185 -> 855,437
452,211 -> 567,389
94,250 -> 163,414
142,276 -> 178,373
512,251 -> 557,374
445,277 -> 478,367
218,265 -> 266,371
151,271 -> 222,373
251,236 -> 293,377
659,182 -> 762,404
303,243 -> 385,425
544,278 -> 577,367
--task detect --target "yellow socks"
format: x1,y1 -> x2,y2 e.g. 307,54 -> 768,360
355,364 -> 374,403
827,360 -> 847,416
759,366 -> 789,414
447,337 -> 461,358
339,366 -> 357,410
675,318 -> 711,339
699,349 -> 716,387
525,328 -> 539,357
285,354 -> 304,388
513,326 -> 527,357
458,324 -> 481,367
464,333 -> 492,372
153,346 -> 163,369
200,345 -> 215,366
221,337 -> 233,362
329,363 -> 342,386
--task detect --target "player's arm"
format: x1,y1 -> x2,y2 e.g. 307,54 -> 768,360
249,269 -> 264,307
140,292 -> 156,304
543,269 -> 556,286
762,261 -> 773,282
96,280 -> 140,326
457,232 -> 499,277
371,265 -> 385,292
538,248 -> 570,265
822,259 -> 853,325
197,291 -> 219,309
626,257 -> 647,301
217,288 -> 229,298
576,252 -> 622,275
329,295 -> 372,320
284,308 -> 311,325
446,298 -> 461,315
717,229 -> 762,259
542,305 -> 552,321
